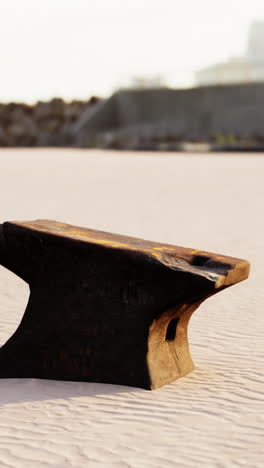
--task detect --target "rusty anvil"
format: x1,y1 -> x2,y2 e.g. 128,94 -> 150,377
0,220 -> 250,390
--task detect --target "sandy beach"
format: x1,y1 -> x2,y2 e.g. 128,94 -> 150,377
0,149 -> 263,467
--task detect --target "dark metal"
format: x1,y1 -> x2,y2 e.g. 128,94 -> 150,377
0,220 -> 250,389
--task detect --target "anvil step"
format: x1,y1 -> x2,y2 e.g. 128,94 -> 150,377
0,220 -> 250,389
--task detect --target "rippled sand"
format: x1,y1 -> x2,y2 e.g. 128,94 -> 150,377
0,149 -> 263,467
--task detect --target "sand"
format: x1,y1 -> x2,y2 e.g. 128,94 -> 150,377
0,149 -> 263,467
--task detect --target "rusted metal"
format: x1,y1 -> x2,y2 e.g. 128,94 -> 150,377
0,220 -> 250,389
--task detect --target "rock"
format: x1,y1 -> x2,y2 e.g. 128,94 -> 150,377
0,125 -> 7,146
34,98 -> 65,121
7,110 -> 37,146
0,97 -> 102,147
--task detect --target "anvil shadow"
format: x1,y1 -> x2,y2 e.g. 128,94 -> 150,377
0,378 -> 145,405
0,366 -> 222,405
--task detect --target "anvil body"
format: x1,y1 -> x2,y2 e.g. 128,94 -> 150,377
0,220 -> 250,389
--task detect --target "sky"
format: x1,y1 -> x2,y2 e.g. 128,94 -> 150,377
1,0 -> 264,103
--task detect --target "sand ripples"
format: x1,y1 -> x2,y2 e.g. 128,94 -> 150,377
0,150 -> 263,467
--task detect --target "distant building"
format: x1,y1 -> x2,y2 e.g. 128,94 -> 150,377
196,21 -> 264,86
196,58 -> 251,86
247,21 -> 264,62
129,75 -> 165,89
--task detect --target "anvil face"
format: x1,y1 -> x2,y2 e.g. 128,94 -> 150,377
0,220 -> 250,389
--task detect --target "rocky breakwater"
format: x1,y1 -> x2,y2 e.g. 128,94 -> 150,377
0,97 -> 100,147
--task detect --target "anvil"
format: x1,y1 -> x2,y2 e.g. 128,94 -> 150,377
0,220 -> 250,389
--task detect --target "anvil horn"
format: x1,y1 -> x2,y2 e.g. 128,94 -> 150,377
0,220 -> 250,389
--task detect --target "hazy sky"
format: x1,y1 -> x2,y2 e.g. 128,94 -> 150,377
1,0 -> 264,102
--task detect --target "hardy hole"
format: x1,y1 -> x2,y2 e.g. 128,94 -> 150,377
165,317 -> 179,342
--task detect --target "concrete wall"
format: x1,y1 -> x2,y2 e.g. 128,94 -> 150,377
74,94 -> 119,146
74,83 -> 264,145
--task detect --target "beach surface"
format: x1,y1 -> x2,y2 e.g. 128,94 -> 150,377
0,149 -> 263,467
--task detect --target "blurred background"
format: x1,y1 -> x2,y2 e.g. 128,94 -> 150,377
1,0 -> 264,150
